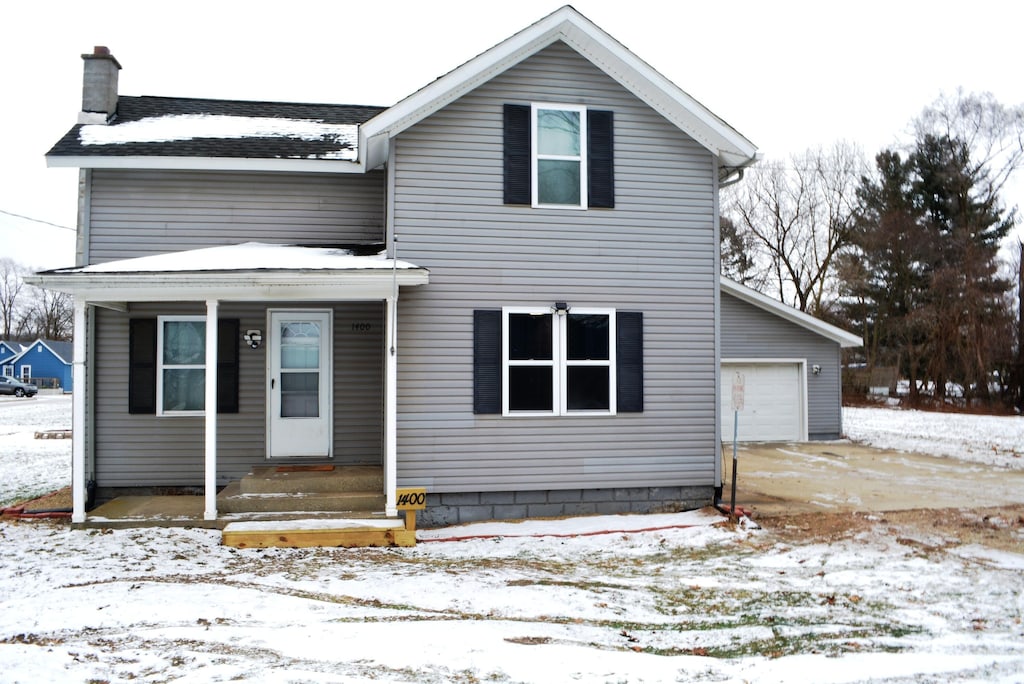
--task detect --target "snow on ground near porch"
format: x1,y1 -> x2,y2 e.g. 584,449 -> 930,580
844,406 -> 1024,470
0,397 -> 1023,682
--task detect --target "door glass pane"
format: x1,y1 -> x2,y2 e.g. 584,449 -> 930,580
537,109 -> 580,155
163,321 -> 205,364
567,314 -> 609,360
281,372 -> 319,418
509,366 -> 553,411
509,314 -> 552,360
537,159 -> 581,205
567,367 -> 609,410
280,321 -> 320,369
163,368 -> 205,411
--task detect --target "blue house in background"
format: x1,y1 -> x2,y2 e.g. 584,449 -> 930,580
0,341 -> 25,366
4,340 -> 73,392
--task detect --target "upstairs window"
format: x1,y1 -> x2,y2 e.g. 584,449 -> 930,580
533,104 -> 586,207
504,104 -> 614,209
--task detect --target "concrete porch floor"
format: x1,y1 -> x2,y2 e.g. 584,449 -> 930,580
80,496 -> 395,530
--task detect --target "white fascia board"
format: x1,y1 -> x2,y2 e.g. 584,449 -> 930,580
12,338 -> 70,365
25,270 -> 429,303
46,155 -> 366,174
360,6 -> 757,170
720,277 -> 863,348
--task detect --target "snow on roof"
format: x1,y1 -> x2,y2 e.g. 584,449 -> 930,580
51,242 -> 420,274
79,115 -> 359,161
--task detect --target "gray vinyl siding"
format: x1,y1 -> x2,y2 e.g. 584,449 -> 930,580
88,169 -> 385,262
392,41 -> 719,493
720,292 -> 843,439
93,302 -> 383,488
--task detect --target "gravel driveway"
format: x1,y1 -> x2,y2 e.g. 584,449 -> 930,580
724,441 -> 1024,517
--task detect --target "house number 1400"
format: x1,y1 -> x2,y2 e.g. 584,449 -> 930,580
350,322 -> 372,332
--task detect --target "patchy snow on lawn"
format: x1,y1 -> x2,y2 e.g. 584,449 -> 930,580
844,405 -> 1024,470
0,395 -> 71,506
0,396 -> 1022,682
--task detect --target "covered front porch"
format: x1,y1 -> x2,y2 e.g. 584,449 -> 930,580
27,243 -> 429,531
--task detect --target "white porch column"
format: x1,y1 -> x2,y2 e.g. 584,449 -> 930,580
203,299 -> 219,521
71,299 -> 88,523
384,295 -> 398,516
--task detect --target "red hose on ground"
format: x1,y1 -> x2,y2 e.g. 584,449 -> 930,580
418,522 -> 708,543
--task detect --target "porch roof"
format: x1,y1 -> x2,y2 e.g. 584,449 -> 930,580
26,242 -> 429,305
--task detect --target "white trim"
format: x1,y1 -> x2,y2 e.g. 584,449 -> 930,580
531,103 -> 587,209
47,154 -> 366,174
384,296 -> 398,517
720,277 -> 862,348
360,6 -> 757,171
156,315 -> 207,416
27,270 -> 429,304
502,306 -> 616,417
71,300 -> 87,524
721,358 -> 809,441
1,365 -> 12,378
203,300 -> 219,521
3,338 -> 73,367
19,365 -> 31,382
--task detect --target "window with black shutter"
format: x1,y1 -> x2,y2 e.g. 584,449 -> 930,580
473,308 -> 641,415
128,317 -> 239,415
503,104 -> 614,208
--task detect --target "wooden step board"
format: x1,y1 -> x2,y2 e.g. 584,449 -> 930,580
222,517 -> 416,549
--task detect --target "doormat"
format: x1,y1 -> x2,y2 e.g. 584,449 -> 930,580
275,465 -> 335,473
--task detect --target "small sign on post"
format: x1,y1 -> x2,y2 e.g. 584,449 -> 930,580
729,371 -> 745,521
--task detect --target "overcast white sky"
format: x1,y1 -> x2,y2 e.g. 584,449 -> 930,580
3,0 -> 1024,269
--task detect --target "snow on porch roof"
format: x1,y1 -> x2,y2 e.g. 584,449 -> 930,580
47,242 -> 423,274
28,243 -> 429,304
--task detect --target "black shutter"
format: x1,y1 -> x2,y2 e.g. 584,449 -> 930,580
217,318 -> 240,414
128,318 -> 157,414
473,310 -> 502,414
616,311 -> 643,412
588,109 -> 614,208
503,104 -> 531,205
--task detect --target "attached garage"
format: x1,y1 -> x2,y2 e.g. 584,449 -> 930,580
721,362 -> 804,441
720,278 -> 861,442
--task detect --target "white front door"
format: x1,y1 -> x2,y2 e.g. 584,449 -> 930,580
268,310 -> 332,458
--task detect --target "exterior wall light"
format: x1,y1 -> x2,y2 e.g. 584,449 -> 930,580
243,330 -> 263,349
553,302 -> 570,315
812,364 -> 821,376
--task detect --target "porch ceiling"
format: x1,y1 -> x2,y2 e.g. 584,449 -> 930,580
26,242 -> 429,304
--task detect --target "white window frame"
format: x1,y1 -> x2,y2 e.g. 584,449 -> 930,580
502,306 -> 615,416
20,365 -> 31,382
157,315 -> 207,416
2,365 -> 12,378
531,103 -> 588,209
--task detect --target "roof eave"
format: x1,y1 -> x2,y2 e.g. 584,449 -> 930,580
45,154 -> 367,174
26,269 -> 430,303
720,277 -> 863,348
361,5 -> 757,170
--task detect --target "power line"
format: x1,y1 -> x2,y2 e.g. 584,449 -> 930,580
0,209 -> 75,232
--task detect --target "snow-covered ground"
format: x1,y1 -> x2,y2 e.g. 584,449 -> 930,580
844,405 -> 1024,470
0,396 -> 1022,683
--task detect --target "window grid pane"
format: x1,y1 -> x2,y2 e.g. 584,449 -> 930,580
537,109 -> 580,156
509,366 -> 554,412
537,160 -> 581,205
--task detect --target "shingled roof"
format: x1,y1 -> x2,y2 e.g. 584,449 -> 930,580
47,96 -> 385,161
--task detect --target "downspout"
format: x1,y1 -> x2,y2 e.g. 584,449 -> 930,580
718,166 -> 745,189
383,138 -> 398,517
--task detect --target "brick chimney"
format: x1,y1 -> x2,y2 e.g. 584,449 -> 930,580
79,46 -> 121,124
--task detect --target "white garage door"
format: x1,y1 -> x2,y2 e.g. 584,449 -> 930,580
721,362 -> 804,442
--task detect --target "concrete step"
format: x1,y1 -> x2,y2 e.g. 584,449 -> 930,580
217,482 -> 385,514
240,465 -> 383,495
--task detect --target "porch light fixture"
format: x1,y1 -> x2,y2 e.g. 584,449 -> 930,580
553,301 -> 570,315
812,364 -> 821,376
243,329 -> 263,349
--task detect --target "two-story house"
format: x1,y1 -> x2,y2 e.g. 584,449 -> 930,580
30,7 -> 859,531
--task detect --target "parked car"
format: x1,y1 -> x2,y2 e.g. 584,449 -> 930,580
0,376 -> 38,397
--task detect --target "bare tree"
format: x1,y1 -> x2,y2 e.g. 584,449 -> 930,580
0,258 -> 26,339
21,286 -> 73,341
722,142 -> 866,315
